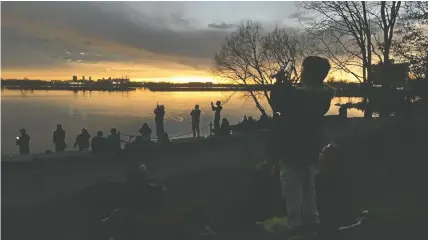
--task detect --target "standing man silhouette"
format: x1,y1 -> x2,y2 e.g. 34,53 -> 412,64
190,104 -> 201,138
269,56 -> 334,237
211,101 -> 222,134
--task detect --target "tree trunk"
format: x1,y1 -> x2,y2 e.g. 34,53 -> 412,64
363,83 -> 373,119
249,90 -> 267,117
362,1 -> 373,120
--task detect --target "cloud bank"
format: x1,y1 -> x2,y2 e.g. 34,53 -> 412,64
1,2 -> 299,80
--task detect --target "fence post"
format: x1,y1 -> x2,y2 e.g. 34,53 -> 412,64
209,123 -> 213,137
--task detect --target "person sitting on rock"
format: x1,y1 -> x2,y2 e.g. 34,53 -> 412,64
108,128 -> 121,153
103,164 -> 215,239
75,128 -> 91,151
138,123 -> 152,141
220,118 -> 231,136
91,131 -> 109,154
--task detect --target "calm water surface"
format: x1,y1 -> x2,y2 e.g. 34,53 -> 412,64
1,89 -> 363,154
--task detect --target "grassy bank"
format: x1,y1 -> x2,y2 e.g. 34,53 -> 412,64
2,114 -> 428,240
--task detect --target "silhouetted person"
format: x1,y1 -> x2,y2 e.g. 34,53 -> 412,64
104,164 -> 166,240
270,68 -> 294,118
53,124 -> 66,152
75,128 -> 91,151
16,128 -> 30,155
220,118 -> 231,136
269,56 -> 334,237
138,123 -> 152,141
154,104 -> 165,141
91,131 -> 108,154
339,105 -> 347,119
211,101 -> 223,134
190,104 -> 201,138
108,128 -> 121,153
315,142 -> 356,239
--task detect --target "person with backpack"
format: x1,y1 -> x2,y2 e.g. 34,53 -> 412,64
91,131 -> 109,154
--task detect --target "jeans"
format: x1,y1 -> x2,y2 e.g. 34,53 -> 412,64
279,161 -> 319,228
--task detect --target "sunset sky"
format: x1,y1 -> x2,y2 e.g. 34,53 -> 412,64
1,2 -> 356,82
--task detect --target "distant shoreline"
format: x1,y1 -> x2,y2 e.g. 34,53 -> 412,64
1,86 -> 137,91
2,86 -> 365,97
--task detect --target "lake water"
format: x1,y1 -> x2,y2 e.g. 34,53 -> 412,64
1,89 -> 363,155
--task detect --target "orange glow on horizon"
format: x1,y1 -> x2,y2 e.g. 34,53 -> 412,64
1,57 -> 362,83
1,67 -> 360,83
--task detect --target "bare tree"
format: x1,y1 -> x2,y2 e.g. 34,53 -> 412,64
213,21 -> 304,115
300,2 -> 373,84
394,1 -> 428,80
299,2 -> 375,118
299,1 -> 406,118
369,1 -> 402,85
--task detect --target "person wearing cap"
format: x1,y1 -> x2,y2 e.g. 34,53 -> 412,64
16,128 -> 30,155
211,101 -> 223,134
74,128 -> 91,151
53,124 -> 66,152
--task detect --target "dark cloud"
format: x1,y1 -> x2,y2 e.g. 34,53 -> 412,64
208,22 -> 236,30
1,2 -> 229,69
288,11 -> 316,21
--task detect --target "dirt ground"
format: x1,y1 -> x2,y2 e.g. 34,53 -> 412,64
2,116 -> 428,240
